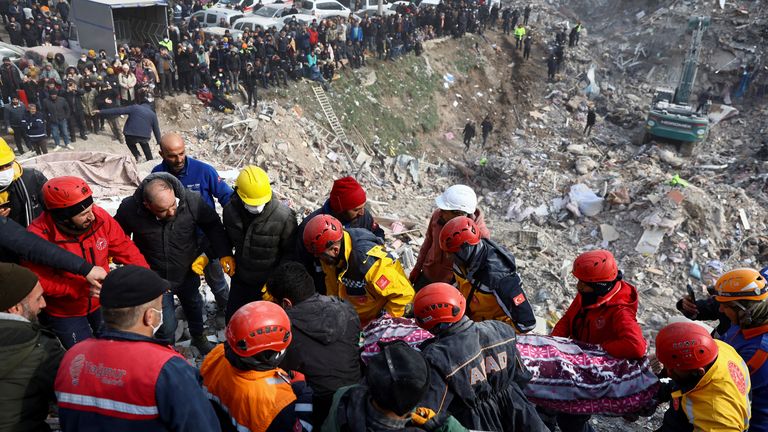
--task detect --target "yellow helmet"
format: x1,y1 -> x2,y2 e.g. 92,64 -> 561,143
715,268 -> 768,302
0,138 -> 15,166
235,166 -> 272,206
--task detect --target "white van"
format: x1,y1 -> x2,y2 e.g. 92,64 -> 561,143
299,0 -> 351,19
188,8 -> 244,28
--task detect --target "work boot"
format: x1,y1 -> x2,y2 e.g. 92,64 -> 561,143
191,334 -> 214,356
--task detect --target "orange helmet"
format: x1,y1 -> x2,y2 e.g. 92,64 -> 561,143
413,283 -> 466,331
42,176 -> 93,209
226,301 -> 292,357
572,250 -> 618,282
714,268 -> 768,302
656,322 -> 718,370
439,216 -> 480,253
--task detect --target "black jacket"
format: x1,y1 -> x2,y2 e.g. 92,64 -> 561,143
42,95 -> 70,123
0,215 -> 94,275
0,315 -> 65,432
222,194 -> 297,287
419,318 -> 547,432
114,172 -> 232,287
3,165 -> 46,228
281,294 -> 362,426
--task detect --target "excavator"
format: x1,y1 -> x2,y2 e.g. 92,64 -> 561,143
643,16 -> 710,155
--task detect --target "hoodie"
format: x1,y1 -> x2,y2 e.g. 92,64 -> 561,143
281,293 -> 362,425
552,279 -> 647,359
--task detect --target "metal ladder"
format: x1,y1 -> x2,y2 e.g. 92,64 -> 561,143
312,85 -> 349,144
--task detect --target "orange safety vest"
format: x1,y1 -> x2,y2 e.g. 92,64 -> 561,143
200,344 -> 297,431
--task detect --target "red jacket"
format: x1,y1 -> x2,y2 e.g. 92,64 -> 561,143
551,280 -> 647,359
24,205 -> 149,317
412,209 -> 490,283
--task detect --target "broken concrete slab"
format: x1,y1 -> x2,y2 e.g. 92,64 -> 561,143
636,228 -> 667,255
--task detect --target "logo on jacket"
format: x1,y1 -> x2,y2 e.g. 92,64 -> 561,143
594,316 -> 605,329
375,275 -> 390,290
95,237 -> 108,251
70,353 -> 86,386
728,360 -> 747,395
469,352 -> 508,385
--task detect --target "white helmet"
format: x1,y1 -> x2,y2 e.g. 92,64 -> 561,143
435,185 -> 477,214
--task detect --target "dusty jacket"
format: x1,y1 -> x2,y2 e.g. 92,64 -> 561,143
114,173 -> 231,287
223,194 -> 297,287
0,313 -> 65,432
118,72 -> 137,100
1,162 -> 46,228
412,209 -> 490,284
25,205 -> 149,317
552,279 -> 647,359
281,294 -> 361,425
453,239 -> 536,333
321,229 -> 414,326
419,318 -> 548,432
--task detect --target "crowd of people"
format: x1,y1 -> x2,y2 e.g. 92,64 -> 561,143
0,124 -> 766,432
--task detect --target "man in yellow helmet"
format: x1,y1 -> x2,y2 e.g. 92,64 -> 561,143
222,166 -> 297,322
0,138 -> 47,227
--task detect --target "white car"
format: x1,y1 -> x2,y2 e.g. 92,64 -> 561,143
299,0 -> 351,19
187,8 -> 244,28
278,13 -> 317,29
232,4 -> 297,30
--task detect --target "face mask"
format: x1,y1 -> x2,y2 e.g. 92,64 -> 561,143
150,307 -> 163,335
0,167 -> 15,188
244,203 -> 265,214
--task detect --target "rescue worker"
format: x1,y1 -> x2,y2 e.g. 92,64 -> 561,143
439,216 -> 536,333
152,133 -> 234,323
410,185 -> 490,289
0,138 -> 47,227
713,268 -> 768,431
54,265 -> 221,431
114,173 -> 234,355
655,322 -> 751,432
223,166 -> 297,322
268,261 -> 362,427
25,176 -> 149,348
296,176 -> 384,292
200,301 -> 313,431
547,249 -> 646,432
0,263 -> 63,432
413,283 -> 549,432
94,90 -> 161,162
323,340 -> 468,432
303,214 -> 414,326
514,24 -> 526,49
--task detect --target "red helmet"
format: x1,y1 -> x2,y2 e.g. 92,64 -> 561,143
439,216 -> 480,253
656,322 -> 718,370
572,250 -> 618,282
303,214 -> 344,255
42,176 -> 93,210
226,301 -> 292,358
413,282 -> 466,331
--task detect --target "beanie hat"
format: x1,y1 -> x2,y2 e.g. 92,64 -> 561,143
0,263 -> 39,310
366,340 -> 430,416
329,176 -> 366,213
49,195 -> 94,222
100,265 -> 169,308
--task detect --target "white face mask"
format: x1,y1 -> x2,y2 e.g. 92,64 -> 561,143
150,307 -> 163,336
244,203 -> 266,214
0,167 -> 15,188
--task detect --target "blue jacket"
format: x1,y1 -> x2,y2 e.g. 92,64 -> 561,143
152,156 -> 233,209
724,324 -> 768,432
99,103 -> 161,142
349,26 -> 363,42
56,329 -> 221,432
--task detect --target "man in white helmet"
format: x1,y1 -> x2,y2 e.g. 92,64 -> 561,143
409,185 -> 490,289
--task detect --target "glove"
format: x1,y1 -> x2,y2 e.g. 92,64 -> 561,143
411,407 -> 436,426
191,254 -> 209,275
220,256 -> 236,276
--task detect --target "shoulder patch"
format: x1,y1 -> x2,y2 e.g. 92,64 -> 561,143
375,275 -> 390,290
513,293 -> 526,306
728,360 -> 748,395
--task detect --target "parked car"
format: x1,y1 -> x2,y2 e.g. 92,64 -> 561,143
187,7 -> 244,28
298,0 -> 351,19
232,4 -> 295,30
202,26 -> 244,41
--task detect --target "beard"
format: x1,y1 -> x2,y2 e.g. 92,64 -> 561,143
21,303 -> 39,324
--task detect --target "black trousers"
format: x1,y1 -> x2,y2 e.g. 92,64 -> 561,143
125,134 -> 153,161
